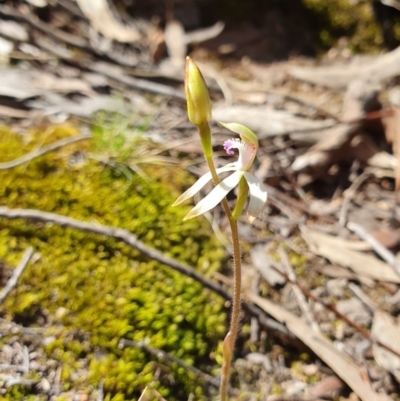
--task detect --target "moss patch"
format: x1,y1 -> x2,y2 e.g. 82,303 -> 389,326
301,0 -> 391,53
0,127 -> 226,400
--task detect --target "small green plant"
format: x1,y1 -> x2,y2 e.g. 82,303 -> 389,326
91,111 -> 176,180
173,57 -> 267,401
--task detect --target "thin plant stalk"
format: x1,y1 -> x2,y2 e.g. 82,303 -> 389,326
178,57 -> 267,401
197,122 -> 242,401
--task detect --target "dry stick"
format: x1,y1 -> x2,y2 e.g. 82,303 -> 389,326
0,317 -> 44,335
89,63 -> 186,101
278,248 -> 320,333
264,88 -> 341,121
269,263 -> 400,359
347,221 -> 400,277
138,387 -> 168,401
119,339 -> 224,391
0,247 -> 33,303
348,283 -> 378,312
0,363 -> 28,373
0,374 -> 37,387
97,384 -> 104,401
0,345 -> 29,374
0,134 -> 91,170
338,171 -> 370,226
149,389 -> 168,401
138,387 -> 149,401
0,206 -> 289,338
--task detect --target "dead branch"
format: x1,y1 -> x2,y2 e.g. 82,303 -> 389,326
289,45 -> 400,89
0,247 -> 33,303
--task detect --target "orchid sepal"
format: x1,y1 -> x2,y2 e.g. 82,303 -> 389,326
219,122 -> 258,147
183,171 -> 243,220
179,170 -> 267,223
243,172 -> 268,223
172,166 -> 238,207
174,121 -> 267,223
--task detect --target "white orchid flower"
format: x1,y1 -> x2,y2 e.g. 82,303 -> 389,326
173,122 -> 267,223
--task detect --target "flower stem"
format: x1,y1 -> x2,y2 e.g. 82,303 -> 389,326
197,123 -> 242,401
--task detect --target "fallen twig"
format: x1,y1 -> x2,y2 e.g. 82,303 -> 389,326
338,171 -> 370,226
348,283 -> 378,312
0,317 -> 45,335
0,247 -> 33,303
278,248 -> 320,333
0,373 -> 37,387
89,62 -> 185,101
0,134 -> 91,170
119,339 -> 223,391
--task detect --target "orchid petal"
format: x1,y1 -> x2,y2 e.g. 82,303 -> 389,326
172,166 -> 238,206
219,122 -> 258,148
215,165 -> 238,174
184,171 -> 243,220
173,171 -> 213,206
243,172 -> 268,223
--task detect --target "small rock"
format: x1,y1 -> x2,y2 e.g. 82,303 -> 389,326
39,378 -> 51,392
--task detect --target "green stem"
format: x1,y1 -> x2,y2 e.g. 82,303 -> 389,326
219,219 -> 241,401
231,177 -> 248,220
197,123 -> 242,401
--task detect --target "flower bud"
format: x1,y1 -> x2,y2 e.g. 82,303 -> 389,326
185,57 -> 212,126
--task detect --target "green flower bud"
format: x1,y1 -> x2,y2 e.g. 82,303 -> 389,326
185,57 -> 212,126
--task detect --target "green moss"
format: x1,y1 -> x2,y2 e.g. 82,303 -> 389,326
0,127 -> 226,400
301,0 -> 387,52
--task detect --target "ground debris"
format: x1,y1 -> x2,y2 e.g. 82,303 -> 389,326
1,2 -> 400,400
